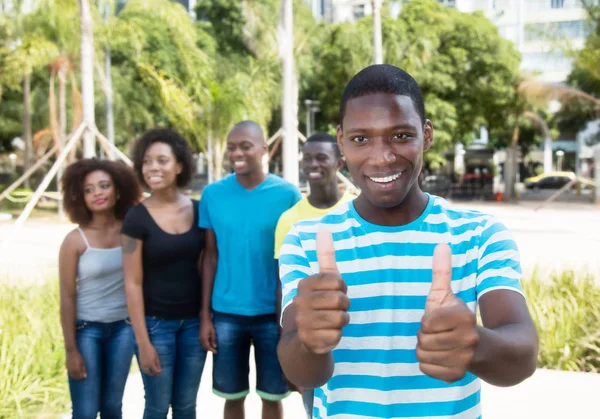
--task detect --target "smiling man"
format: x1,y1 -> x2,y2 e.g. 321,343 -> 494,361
277,65 -> 539,418
199,120 -> 301,419
274,132 -> 356,417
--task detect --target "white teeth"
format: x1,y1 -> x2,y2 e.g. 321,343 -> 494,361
149,177 -> 162,182
309,172 -> 321,178
233,161 -> 245,167
369,173 -> 402,183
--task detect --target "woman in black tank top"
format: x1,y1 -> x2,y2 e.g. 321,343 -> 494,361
121,128 -> 206,419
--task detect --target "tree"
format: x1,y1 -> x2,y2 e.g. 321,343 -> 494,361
303,0 -> 522,167
0,34 -> 58,180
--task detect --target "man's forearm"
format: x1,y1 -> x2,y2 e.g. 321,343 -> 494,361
277,329 -> 334,389
469,323 -> 538,387
201,254 -> 216,318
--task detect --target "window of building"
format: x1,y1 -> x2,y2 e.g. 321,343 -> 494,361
525,20 -> 588,41
353,3 -> 365,19
551,0 -> 564,8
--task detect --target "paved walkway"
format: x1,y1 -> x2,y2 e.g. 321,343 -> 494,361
112,350 -> 599,418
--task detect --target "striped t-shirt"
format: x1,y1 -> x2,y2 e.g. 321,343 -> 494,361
279,194 -> 523,419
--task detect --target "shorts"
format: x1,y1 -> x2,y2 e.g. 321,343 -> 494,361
211,311 -> 290,401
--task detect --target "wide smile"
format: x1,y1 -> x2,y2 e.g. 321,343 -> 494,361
147,175 -> 164,184
307,171 -> 325,179
233,161 -> 247,169
367,172 -> 402,184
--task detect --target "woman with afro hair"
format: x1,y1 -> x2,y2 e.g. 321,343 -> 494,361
58,158 -> 142,419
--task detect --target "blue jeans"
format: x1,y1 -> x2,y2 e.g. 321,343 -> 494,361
136,316 -> 207,419
212,311 -> 290,401
68,319 -> 133,419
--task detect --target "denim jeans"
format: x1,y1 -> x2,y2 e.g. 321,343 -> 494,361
211,311 -> 290,401
136,316 -> 207,419
68,319 -> 134,419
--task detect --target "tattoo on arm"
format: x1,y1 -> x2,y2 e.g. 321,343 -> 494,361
122,236 -> 138,254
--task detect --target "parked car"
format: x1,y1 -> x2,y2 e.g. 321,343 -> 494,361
524,171 -> 595,190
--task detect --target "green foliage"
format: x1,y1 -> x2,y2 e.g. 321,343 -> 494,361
303,0 -> 522,164
195,0 -> 247,55
558,1 -> 600,144
524,270 -> 600,372
0,280 -> 68,418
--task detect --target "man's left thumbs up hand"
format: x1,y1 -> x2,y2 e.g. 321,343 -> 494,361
416,243 -> 480,383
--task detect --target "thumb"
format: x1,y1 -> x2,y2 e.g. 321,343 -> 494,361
316,229 -> 339,274
425,243 -> 454,312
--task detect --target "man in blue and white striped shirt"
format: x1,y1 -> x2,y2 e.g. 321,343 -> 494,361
277,64 -> 539,419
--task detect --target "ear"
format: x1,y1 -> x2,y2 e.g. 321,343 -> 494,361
261,141 -> 268,154
336,125 -> 344,156
423,120 -> 434,152
176,161 -> 183,175
336,157 -> 344,170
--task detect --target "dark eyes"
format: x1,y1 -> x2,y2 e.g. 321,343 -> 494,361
350,136 -> 368,144
350,133 -> 412,143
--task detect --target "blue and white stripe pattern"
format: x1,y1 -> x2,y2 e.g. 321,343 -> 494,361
279,194 -> 523,419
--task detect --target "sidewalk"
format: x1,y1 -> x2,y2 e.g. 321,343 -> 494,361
113,349 -> 598,418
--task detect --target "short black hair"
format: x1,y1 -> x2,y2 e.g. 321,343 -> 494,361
132,128 -> 195,188
305,132 -> 341,158
339,64 -> 426,125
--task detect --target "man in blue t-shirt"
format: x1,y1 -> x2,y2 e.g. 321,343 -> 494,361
277,65 -> 539,419
199,120 -> 302,419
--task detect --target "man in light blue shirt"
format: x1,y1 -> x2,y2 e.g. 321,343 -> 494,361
199,120 -> 301,419
277,65 -> 539,418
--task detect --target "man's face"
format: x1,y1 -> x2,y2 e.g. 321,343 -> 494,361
226,126 -> 267,176
301,141 -> 342,187
337,93 -> 433,208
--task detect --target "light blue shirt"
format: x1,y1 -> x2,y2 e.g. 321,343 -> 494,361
279,194 -> 524,418
200,173 -> 302,316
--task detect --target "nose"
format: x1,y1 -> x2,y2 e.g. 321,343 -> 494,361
370,138 -> 396,168
230,147 -> 243,159
146,160 -> 159,171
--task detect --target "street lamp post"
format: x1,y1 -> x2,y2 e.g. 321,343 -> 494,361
556,150 -> 564,171
372,0 -> 383,64
304,99 -> 320,138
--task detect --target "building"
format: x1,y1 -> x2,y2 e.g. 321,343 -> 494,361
310,0 -> 593,83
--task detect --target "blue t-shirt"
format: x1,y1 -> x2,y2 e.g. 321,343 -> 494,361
200,173 -> 302,316
279,194 -> 524,419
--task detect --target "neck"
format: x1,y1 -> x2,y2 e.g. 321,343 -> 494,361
307,180 -> 343,209
355,185 -> 429,227
88,211 -> 118,229
150,186 -> 181,204
236,170 -> 267,190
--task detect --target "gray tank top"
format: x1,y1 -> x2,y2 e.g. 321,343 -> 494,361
76,228 -> 128,323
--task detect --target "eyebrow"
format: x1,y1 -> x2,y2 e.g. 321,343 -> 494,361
345,124 -> 419,136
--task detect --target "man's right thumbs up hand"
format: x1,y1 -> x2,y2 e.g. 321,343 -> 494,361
293,230 -> 351,355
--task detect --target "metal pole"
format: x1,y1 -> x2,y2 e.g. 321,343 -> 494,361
306,103 -> 311,138
78,0 -> 96,157
372,0 -> 383,64
281,0 -> 299,185
595,148 -> 600,205
103,3 -> 115,160
543,136 -> 553,174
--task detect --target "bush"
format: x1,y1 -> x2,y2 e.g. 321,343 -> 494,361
0,280 -> 68,418
524,270 -> 600,372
